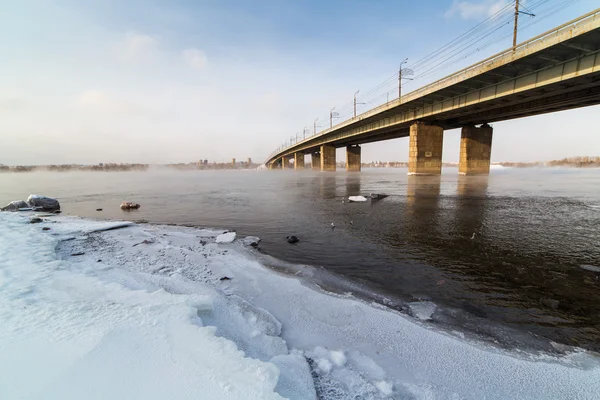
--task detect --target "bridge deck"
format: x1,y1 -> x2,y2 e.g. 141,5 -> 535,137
267,9 -> 600,164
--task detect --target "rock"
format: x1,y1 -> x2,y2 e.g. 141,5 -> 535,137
42,227 -> 51,231
540,298 -> 560,310
216,231 -> 236,243
71,252 -> 85,256
1,200 -> 29,212
348,196 -> 368,202
96,208 -> 103,211
219,277 -> 232,281
54,210 -> 62,214
29,217 -> 43,224
286,236 -> 300,244
120,202 -> 141,210
26,195 -> 60,212
370,193 -> 389,200
241,236 -> 261,247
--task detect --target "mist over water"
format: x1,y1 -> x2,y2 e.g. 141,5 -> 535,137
2,166 -> 599,350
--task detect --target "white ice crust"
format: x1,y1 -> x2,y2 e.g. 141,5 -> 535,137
1,213 -> 599,400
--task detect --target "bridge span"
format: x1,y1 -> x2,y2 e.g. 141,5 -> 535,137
266,9 -> 600,175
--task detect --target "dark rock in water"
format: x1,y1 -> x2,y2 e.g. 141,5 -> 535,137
219,276 -> 232,281
370,193 -> 389,200
42,227 -> 51,231
96,208 -> 103,211
71,252 -> 85,256
27,195 -> 60,212
286,235 -> 300,244
54,210 -> 62,214
1,200 -> 30,212
97,259 -> 102,262
120,201 -> 141,210
30,217 -> 43,224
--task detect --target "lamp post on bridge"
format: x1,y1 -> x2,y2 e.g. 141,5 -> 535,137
399,58 -> 413,99
330,107 -> 339,128
354,90 -> 365,117
303,126 -> 310,139
314,118 -> 321,135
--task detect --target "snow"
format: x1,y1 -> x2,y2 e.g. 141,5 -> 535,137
1,212 -> 600,400
216,231 -> 237,243
347,195 -> 368,202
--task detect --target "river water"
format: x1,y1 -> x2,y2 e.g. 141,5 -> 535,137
1,166 -> 599,352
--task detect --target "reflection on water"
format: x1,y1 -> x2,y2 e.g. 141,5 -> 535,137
1,168 -> 599,350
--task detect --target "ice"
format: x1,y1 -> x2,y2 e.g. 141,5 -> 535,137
374,381 -> 393,396
216,231 -> 237,243
347,195 -> 367,202
580,264 -> 600,272
271,353 -> 317,400
407,301 -> 438,320
0,214 -> 285,400
2,212 -> 600,400
329,350 -> 347,367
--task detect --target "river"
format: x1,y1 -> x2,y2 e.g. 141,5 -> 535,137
1,166 -> 599,352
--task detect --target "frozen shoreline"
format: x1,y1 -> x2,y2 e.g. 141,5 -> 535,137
1,213 -> 599,399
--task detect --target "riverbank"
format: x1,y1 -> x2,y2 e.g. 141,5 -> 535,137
1,212 -> 599,399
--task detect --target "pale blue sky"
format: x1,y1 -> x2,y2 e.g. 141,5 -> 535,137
0,0 -> 598,165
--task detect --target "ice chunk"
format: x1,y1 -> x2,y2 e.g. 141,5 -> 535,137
375,380 -> 394,396
316,358 -> 333,373
408,301 -> 437,321
271,353 -> 317,400
329,350 -> 346,367
580,264 -> 600,272
216,231 -> 236,243
347,195 -> 367,202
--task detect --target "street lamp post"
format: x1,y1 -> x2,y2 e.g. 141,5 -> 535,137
314,118 -> 320,135
330,107 -> 339,128
354,90 -> 365,117
399,58 -> 413,99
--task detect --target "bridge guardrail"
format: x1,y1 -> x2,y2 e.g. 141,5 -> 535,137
267,8 -> 600,163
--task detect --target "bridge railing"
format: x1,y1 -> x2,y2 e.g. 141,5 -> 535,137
267,8 -> 600,163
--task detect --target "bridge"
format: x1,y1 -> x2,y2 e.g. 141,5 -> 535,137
265,9 -> 600,175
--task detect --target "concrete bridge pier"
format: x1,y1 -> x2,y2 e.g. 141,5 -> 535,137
408,122 -> 444,175
321,144 -> 336,172
459,124 -> 493,175
311,152 -> 321,170
281,155 -> 293,169
346,145 -> 361,172
294,153 -> 305,170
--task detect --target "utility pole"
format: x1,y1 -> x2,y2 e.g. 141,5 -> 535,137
314,118 -> 320,135
513,0 -> 519,48
353,90 -> 364,117
513,0 -> 535,49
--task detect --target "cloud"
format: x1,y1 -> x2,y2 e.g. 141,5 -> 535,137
182,48 -> 208,70
117,32 -> 158,63
445,0 -> 508,20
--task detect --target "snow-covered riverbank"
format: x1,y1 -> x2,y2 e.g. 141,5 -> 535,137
1,212 -> 599,399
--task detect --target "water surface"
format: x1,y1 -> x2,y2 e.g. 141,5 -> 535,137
2,166 -> 599,350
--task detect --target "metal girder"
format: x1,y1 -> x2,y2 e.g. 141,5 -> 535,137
534,53 -> 564,63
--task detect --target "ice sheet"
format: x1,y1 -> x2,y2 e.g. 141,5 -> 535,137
1,212 -> 599,400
